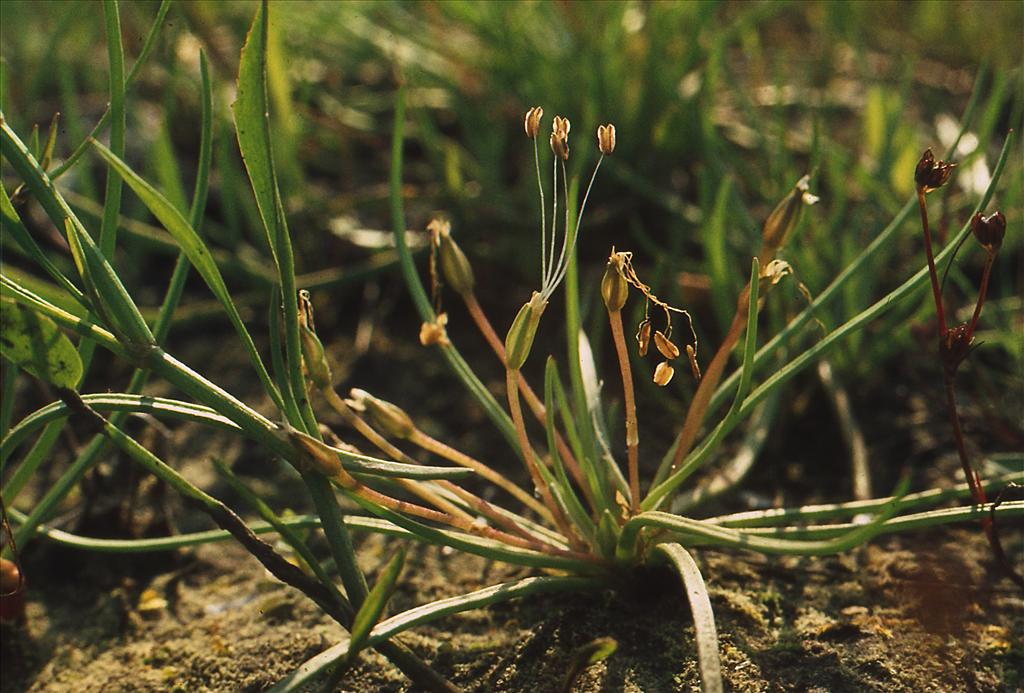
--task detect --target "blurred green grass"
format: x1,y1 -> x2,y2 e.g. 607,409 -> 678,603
1,0 -> 1020,440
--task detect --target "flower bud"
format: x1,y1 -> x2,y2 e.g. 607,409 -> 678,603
596,123 -> 616,155
601,256 -> 628,312
550,115 -> 571,161
350,389 -> 415,440
761,175 -> 817,254
914,148 -> 955,193
419,313 -> 450,347
524,106 -> 543,139
504,292 -> 548,370
971,211 -> 1006,254
653,331 -> 680,360
636,319 -> 652,357
436,223 -> 475,295
653,360 -> 674,386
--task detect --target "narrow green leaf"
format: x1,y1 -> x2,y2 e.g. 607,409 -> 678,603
63,218 -> 154,348
90,140 -> 284,411
348,549 -> 406,659
232,0 -> 283,268
234,0 -> 312,433
0,297 -> 82,388
655,543 -> 723,693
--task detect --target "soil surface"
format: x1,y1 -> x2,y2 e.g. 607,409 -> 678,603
2,513 -> 1021,692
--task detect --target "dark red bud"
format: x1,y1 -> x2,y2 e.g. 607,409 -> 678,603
971,211 -> 1006,254
915,148 -> 956,193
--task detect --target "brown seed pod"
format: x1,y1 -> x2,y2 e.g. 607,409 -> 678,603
550,115 -> 571,160
636,319 -> 652,357
686,344 -> 701,380
653,330 -> 680,360
653,360 -> 675,386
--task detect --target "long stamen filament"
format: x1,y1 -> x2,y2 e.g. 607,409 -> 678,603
534,137 -> 548,285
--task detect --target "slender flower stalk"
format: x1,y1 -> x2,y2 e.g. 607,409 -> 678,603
461,291 -> 591,505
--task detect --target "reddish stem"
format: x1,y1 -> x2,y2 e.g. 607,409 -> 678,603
463,292 -> 593,508
607,309 -> 639,511
917,189 -> 948,334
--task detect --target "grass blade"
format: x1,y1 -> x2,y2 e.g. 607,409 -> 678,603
233,0 -> 312,433
90,140 -> 285,412
348,549 -> 406,659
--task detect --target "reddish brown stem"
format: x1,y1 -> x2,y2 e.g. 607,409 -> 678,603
917,189 -> 948,334
607,309 -> 639,511
967,253 -> 995,338
942,376 -> 986,506
670,294 -> 748,472
463,292 -> 593,507
506,368 -> 583,548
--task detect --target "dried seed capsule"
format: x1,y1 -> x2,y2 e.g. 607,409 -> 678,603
596,123 -> 616,155
419,313 -> 450,347
435,223 -> 475,295
504,292 -> 548,370
653,330 -> 680,360
686,344 -> 701,380
653,360 -> 675,386
524,106 -> 543,139
351,389 -> 415,440
601,255 -> 628,312
550,115 -> 571,161
761,175 -> 817,254
915,148 -> 956,193
971,211 -> 1006,254
636,319 -> 652,357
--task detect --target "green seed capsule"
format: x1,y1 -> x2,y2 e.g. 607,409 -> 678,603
438,229 -> 475,295
299,323 -> 332,390
353,389 -> 416,440
504,292 -> 548,370
601,259 -> 628,312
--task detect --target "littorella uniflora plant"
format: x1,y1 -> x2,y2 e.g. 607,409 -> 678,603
2,3 -> 1021,688
308,96 -> 1018,690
